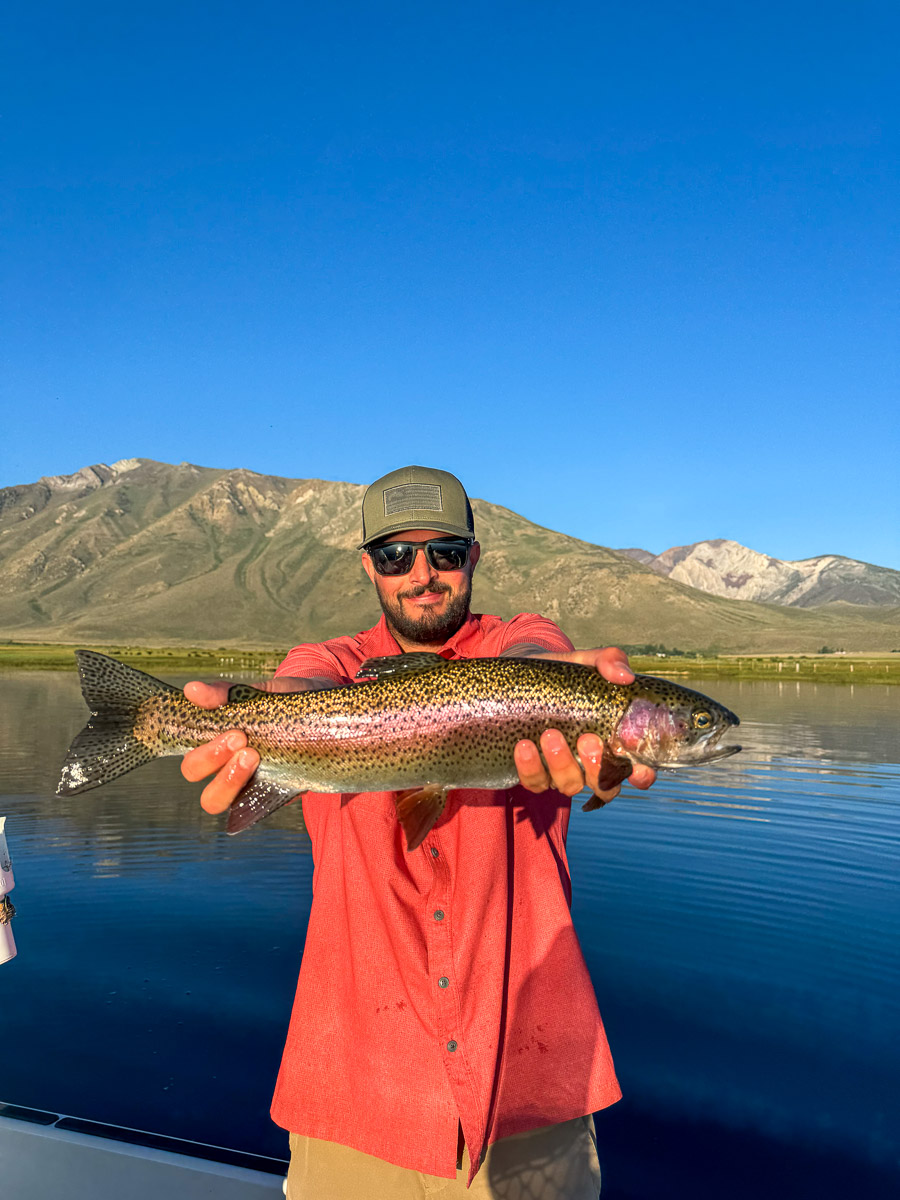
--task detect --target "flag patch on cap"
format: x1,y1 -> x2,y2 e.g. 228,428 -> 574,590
383,483 -> 442,514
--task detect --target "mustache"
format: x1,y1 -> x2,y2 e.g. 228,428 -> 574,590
398,582 -> 451,600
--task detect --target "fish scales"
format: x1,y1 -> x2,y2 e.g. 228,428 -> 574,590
58,650 -> 740,850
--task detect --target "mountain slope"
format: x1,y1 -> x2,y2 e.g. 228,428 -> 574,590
1,460 -> 897,652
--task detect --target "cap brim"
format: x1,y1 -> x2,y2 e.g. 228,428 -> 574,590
359,520 -> 474,549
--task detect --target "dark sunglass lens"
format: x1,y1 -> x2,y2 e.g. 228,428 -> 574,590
372,543 -> 416,575
427,541 -> 469,571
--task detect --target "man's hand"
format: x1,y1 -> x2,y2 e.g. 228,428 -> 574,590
512,646 -> 657,803
180,677 -> 321,815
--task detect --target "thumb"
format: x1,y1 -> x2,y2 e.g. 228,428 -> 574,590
596,647 -> 635,684
183,680 -> 232,709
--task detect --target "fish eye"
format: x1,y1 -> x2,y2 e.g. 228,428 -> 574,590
692,710 -> 712,730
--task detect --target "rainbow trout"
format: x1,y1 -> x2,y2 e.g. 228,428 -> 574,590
58,650 -> 741,850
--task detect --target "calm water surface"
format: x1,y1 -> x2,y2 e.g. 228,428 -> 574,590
0,671 -> 897,1199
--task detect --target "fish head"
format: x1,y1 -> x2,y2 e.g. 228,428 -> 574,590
613,676 -> 741,769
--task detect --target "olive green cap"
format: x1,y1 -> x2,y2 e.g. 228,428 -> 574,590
359,466 -> 475,548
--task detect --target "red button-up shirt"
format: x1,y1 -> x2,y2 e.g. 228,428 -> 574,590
269,613 -> 621,1182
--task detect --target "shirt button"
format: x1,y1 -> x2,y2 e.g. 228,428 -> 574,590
447,1040 -> 458,1053
430,847 -> 439,858
438,976 -> 450,989
433,910 -> 445,921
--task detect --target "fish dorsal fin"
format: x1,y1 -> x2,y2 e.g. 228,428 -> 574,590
355,652 -> 448,681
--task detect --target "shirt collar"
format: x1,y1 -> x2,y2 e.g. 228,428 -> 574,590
358,612 -> 482,660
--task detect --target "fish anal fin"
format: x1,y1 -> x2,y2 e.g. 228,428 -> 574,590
226,768 -> 303,835
393,785 -> 449,852
356,653 -> 447,681
581,748 -> 633,812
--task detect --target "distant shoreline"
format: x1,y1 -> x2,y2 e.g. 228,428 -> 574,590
632,654 -> 898,685
1,643 -> 897,684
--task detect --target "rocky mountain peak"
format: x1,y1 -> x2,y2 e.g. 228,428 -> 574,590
621,539 -> 900,608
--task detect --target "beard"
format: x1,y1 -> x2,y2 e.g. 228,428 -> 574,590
375,575 -> 472,645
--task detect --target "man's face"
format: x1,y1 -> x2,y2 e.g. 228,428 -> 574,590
361,528 -> 481,646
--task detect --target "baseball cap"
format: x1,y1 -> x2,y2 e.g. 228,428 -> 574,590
359,466 -> 475,549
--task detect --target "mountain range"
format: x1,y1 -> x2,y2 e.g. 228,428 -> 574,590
617,540 -> 900,608
0,459 -> 897,653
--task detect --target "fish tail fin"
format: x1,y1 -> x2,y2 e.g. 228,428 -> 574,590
57,651 -> 176,796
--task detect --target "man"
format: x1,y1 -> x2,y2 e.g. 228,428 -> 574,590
182,466 -> 656,1198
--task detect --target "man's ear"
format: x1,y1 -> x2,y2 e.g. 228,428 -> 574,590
361,552 -> 376,585
469,541 -> 481,572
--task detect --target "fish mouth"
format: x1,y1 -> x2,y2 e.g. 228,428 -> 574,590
648,742 -> 743,770
637,741 -> 743,770
698,743 -> 742,762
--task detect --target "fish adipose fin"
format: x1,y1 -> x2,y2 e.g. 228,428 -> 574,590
356,653 -> 447,681
581,748 -> 634,811
57,650 -> 178,796
394,785 -> 450,851
226,768 -> 304,835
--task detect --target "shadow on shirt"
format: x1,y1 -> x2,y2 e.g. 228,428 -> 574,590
480,869 -> 610,1199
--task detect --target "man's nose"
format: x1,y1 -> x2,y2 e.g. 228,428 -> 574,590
408,548 -> 437,586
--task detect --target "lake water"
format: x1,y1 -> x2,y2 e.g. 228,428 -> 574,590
0,670 -> 897,1198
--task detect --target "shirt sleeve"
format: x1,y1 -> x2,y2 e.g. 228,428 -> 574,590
497,613 -> 575,655
274,643 -> 349,685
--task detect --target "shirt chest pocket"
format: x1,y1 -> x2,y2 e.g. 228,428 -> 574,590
341,791 -> 398,824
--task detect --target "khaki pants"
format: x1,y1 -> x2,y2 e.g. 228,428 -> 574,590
286,1115 -> 601,1199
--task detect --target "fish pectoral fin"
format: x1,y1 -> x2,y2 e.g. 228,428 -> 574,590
226,767 -> 304,835
355,652 -> 447,681
393,785 -> 449,852
581,748 -> 634,811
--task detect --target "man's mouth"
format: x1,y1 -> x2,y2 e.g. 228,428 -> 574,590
404,590 -> 446,607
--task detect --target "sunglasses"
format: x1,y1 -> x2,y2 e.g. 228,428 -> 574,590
366,538 -> 473,576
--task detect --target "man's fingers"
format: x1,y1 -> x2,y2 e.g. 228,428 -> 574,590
629,763 -> 657,790
538,730 -> 585,798
181,727 -> 261,815
595,647 -> 634,685
543,647 -> 635,685
183,680 -> 232,709
514,739 -> 551,793
577,734 -> 622,805
181,730 -> 247,782
516,731 -> 630,799
200,748 -> 260,814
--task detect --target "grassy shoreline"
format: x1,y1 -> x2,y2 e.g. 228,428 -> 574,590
628,654 -> 899,685
1,642 -> 897,684
0,643 -> 285,674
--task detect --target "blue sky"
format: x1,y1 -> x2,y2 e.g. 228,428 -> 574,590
4,1 -> 899,567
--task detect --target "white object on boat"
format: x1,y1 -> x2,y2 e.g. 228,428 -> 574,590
0,816 -> 15,964
0,1102 -> 288,1199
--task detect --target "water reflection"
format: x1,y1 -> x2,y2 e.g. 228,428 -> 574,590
0,670 -> 898,1198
